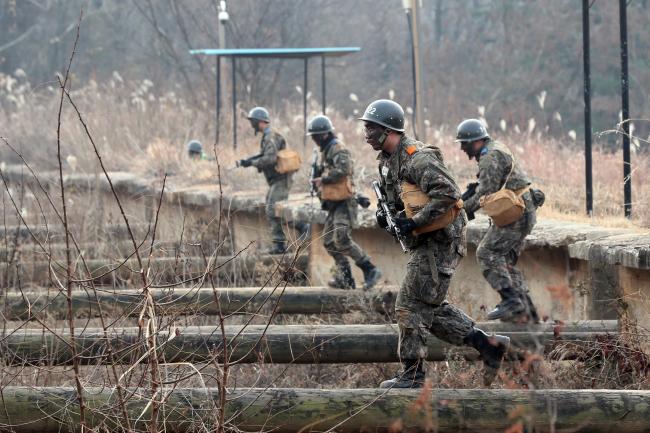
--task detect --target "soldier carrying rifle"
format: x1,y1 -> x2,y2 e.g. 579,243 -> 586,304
360,99 -> 510,388
307,114 -> 381,290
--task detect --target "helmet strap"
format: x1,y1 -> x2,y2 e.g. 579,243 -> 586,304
378,129 -> 389,145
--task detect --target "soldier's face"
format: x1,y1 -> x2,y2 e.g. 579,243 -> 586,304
364,122 -> 384,151
460,140 -> 482,159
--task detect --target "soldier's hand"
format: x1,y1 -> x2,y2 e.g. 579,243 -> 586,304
395,217 -> 416,234
356,195 -> 371,208
466,210 -> 475,221
238,159 -> 252,168
375,209 -> 388,229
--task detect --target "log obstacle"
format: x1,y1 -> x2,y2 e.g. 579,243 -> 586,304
0,386 -> 647,433
0,223 -> 148,242
0,321 -> 617,366
0,254 -> 309,286
0,286 -> 397,320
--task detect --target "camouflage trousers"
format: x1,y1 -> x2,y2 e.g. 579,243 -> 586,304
396,236 -> 474,361
476,207 -> 537,295
265,177 -> 291,244
323,200 -> 369,266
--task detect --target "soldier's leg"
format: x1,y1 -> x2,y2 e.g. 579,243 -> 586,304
476,221 -> 530,320
379,247 -> 429,388
506,210 -> 539,322
265,180 -> 289,250
330,203 -> 381,289
323,208 -> 354,289
428,273 -> 510,386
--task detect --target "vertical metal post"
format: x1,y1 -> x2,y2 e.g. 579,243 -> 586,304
412,0 -> 425,141
582,0 -> 593,216
619,0 -> 632,218
216,56 -> 221,145
303,57 -> 308,146
232,56 -> 237,148
321,55 -> 327,114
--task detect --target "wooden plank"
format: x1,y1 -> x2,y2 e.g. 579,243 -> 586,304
0,322 -> 618,366
0,387 -> 648,433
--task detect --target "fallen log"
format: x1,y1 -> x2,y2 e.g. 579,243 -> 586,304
0,321 -> 617,366
0,254 -> 309,287
0,286 -> 398,320
0,386 -> 648,433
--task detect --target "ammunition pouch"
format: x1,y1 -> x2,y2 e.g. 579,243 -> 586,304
275,149 -> 301,174
400,181 -> 463,235
321,176 -> 355,202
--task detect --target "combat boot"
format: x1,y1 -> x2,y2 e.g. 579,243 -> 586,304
379,359 -> 425,389
327,261 -> 356,290
487,287 -> 526,321
464,328 -> 510,386
357,259 -> 382,290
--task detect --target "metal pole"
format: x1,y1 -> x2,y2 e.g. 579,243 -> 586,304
619,0 -> 632,218
303,57 -> 308,146
232,56 -> 237,149
411,1 -> 425,141
216,56 -> 221,145
321,55 -> 326,114
582,0 -> 593,216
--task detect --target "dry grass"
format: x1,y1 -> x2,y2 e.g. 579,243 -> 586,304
2,73 -> 648,228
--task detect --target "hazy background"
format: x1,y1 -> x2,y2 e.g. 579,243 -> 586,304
1,0 -> 649,145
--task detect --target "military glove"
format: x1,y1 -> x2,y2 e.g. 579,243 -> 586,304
356,195 -> 371,209
461,182 -> 479,202
375,209 -> 388,229
238,159 -> 252,168
394,217 -> 416,234
466,210 -> 475,221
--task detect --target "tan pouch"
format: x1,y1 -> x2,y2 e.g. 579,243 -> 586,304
480,189 -> 525,227
400,181 -> 463,235
321,176 -> 354,201
275,149 -> 302,174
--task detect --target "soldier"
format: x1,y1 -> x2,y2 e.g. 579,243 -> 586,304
456,119 -> 543,323
307,114 -> 382,290
238,107 -> 292,254
360,100 -> 510,388
186,139 -> 205,160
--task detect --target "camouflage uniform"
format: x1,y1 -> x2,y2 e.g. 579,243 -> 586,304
463,140 -> 538,314
378,135 -> 474,361
319,138 -> 371,266
251,126 -> 292,245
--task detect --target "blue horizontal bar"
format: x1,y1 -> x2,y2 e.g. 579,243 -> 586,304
189,47 -> 361,57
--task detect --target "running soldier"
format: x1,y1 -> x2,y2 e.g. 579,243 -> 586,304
360,100 -> 510,388
307,114 -> 381,290
456,118 -> 543,323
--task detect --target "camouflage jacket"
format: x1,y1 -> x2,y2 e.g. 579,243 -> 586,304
378,135 -> 465,245
464,140 -> 532,214
251,127 -> 290,184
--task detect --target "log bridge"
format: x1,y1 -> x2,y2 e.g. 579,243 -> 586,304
0,386 -> 647,433
1,321 -> 617,366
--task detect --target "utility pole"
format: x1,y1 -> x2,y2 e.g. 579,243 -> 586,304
619,0 -> 632,218
403,0 -> 425,141
216,1 -> 229,145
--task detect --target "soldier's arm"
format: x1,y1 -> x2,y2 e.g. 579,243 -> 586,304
321,148 -> 352,184
252,134 -> 279,169
408,153 -> 459,227
464,151 -> 510,213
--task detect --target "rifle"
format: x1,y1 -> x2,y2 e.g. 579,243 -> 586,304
461,182 -> 479,201
309,148 -> 319,197
236,153 -> 263,168
372,180 -> 407,253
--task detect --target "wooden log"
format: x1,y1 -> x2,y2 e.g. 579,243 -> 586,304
0,223 -> 148,242
0,322 -> 617,366
0,286 -> 398,320
0,254 -> 309,287
0,386 -> 648,433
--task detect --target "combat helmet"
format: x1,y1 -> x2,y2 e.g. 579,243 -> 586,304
358,99 -> 405,132
306,115 -> 334,136
247,106 -> 270,122
455,119 -> 489,142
